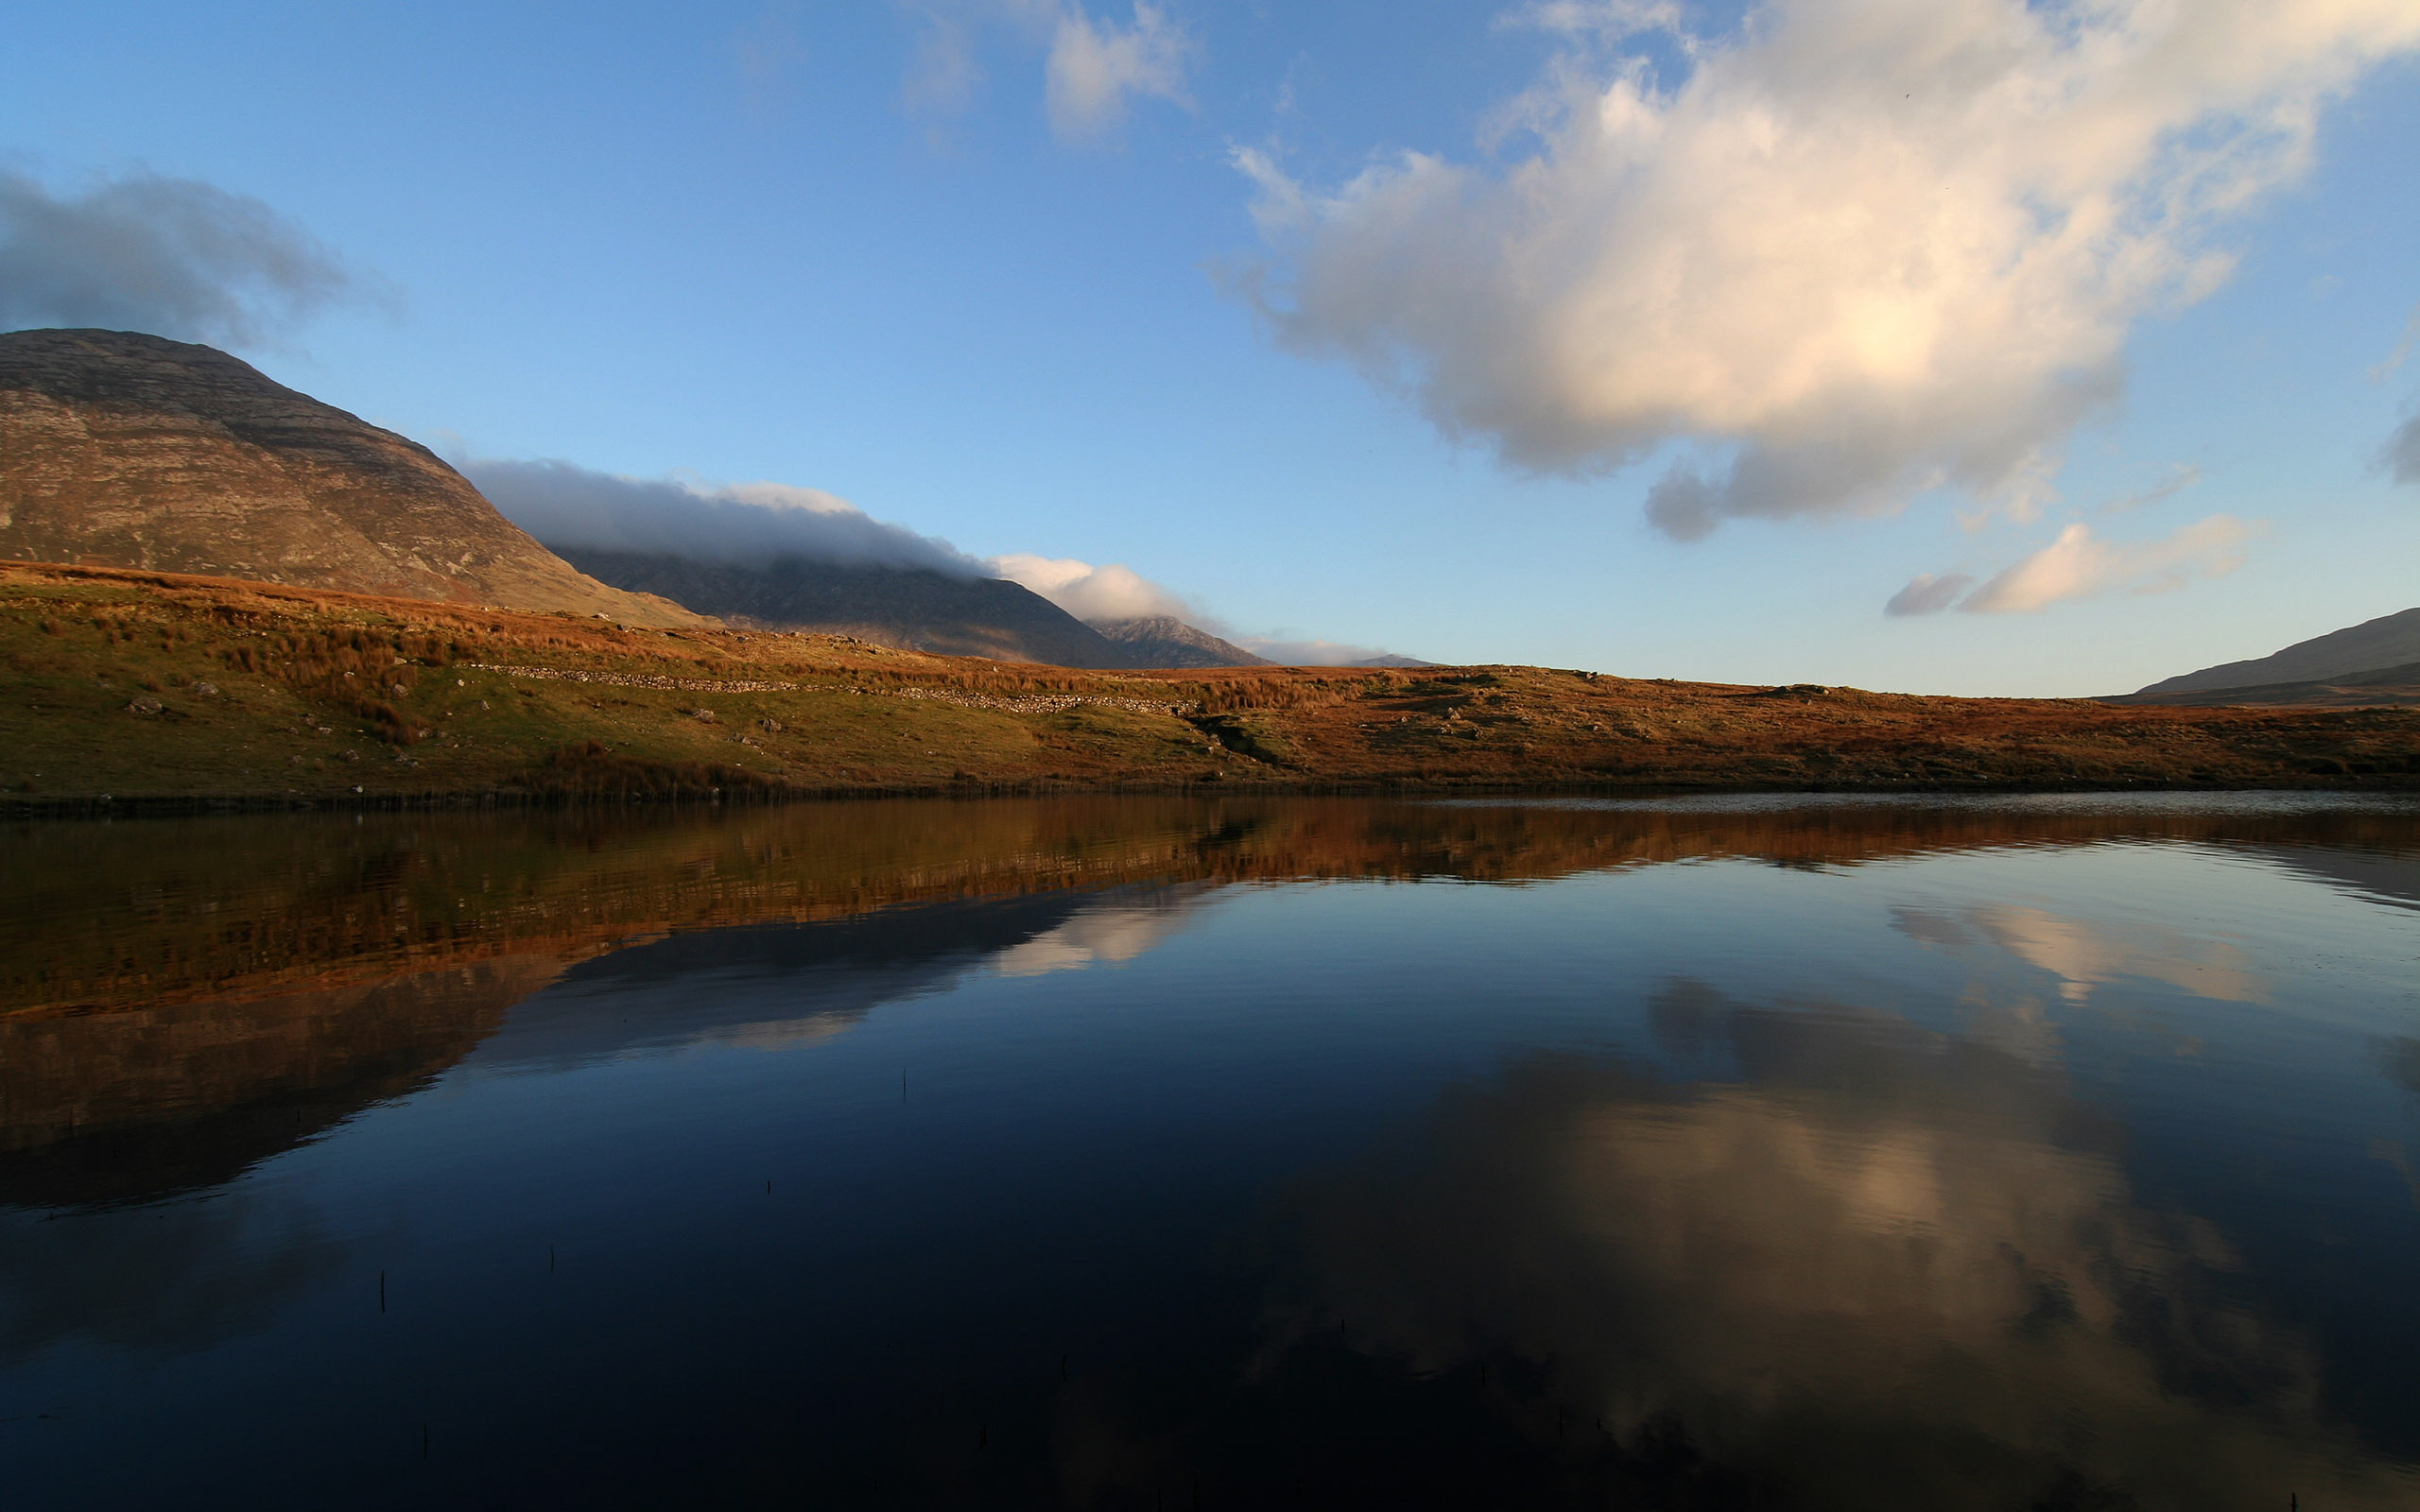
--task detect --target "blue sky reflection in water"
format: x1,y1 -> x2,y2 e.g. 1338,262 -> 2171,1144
2,795 -> 2418,1507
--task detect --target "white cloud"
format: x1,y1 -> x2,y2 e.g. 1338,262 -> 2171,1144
0,167 -> 373,348
1045,3 -> 1190,142
986,551 -> 1192,621
897,2 -> 1190,143
1236,0 -> 2420,539
2099,463 -> 2203,514
465,459 -> 981,576
1946,516 -> 2257,614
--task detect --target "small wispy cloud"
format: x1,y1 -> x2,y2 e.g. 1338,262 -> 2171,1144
1890,516 -> 2259,617
1234,636 -> 1409,666
1046,3 -> 1190,142
0,167 -> 379,348
2368,301 -> 2420,383
1495,0 -> 1686,43
2382,410 -> 2420,487
2097,463 -> 2203,515
1882,573 -> 1977,618
734,2 -> 811,121
897,2 -> 1191,143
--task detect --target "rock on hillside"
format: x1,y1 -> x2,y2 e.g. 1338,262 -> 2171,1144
556,549 -> 1150,667
1087,615 -> 1270,668
2134,608 -> 2420,697
0,328 -> 706,626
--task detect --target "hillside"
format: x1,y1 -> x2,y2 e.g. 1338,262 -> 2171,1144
2,560 -> 2413,806
0,328 -> 707,627
1089,614 -> 1270,668
2133,608 -> 2420,699
2114,660 -> 2420,711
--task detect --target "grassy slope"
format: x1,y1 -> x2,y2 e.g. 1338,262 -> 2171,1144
4,560 -> 2417,806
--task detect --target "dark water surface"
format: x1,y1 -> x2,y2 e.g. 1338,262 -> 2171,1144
5,794 -> 2418,1508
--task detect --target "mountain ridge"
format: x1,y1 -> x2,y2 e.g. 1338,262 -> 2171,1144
1087,615 -> 1270,668
552,549 -> 1150,667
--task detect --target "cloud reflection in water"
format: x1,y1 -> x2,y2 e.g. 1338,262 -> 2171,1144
1270,982 -> 2414,1508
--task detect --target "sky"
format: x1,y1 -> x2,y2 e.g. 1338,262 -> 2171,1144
3,0 -> 2416,693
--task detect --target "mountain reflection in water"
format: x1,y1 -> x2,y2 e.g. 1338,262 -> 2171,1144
2,794 -> 2416,1508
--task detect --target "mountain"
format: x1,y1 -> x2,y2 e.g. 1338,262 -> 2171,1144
554,549 -> 1149,667
2132,608 -> 2420,699
1088,615 -> 1270,668
1353,653 -> 1435,668
2115,660 -> 2420,711
0,328 -> 705,626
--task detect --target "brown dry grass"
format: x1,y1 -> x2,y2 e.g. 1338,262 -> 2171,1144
1,558 -> 2413,804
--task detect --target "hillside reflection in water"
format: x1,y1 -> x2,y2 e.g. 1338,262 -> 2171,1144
3,795 -> 2417,1508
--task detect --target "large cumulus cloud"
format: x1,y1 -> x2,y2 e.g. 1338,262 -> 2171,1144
1236,0 -> 2420,538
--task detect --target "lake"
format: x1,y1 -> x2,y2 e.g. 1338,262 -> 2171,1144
4,794 -> 2417,1508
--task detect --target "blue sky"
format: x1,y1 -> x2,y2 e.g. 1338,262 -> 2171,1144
4,0 -> 2415,693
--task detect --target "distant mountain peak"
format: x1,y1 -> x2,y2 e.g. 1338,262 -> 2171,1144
1086,615 -> 1270,668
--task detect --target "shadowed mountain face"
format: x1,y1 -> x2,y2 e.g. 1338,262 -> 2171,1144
2132,609 -> 2420,702
2116,660 -> 2420,711
0,329 -> 704,626
1088,614 -> 1270,668
553,548 -> 1151,667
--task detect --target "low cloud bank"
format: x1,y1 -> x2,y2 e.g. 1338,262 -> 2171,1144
472,459 -> 1410,659
1236,0 -> 2420,538
0,167 -> 369,348
466,459 -> 981,576
1235,637 -> 1404,667
1888,516 -> 2256,616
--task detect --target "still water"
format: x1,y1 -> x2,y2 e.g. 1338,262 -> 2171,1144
4,794 -> 2418,1508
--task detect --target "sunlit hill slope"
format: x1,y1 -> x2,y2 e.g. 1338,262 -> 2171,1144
3,560 -> 2415,808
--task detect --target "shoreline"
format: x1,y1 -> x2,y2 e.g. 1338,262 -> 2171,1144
8,772 -> 2416,822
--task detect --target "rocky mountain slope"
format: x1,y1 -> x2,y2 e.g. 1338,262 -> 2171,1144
0,328 -> 705,626
1088,614 -> 1269,668
554,549 -> 1147,667
2132,608 -> 2420,700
